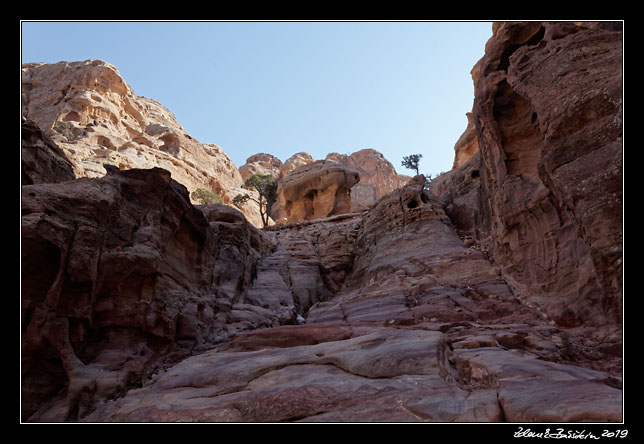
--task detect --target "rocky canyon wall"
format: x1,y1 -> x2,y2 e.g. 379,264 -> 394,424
21,22 -> 623,423
21,60 -> 266,227
432,21 -> 622,329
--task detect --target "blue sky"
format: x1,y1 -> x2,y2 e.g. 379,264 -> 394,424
21,21 -> 492,177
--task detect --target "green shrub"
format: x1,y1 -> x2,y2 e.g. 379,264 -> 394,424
191,188 -> 224,205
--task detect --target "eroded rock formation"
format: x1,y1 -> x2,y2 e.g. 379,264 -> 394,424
22,22 -> 622,423
21,60 -> 265,227
21,167 -> 277,421
432,21 -> 622,330
79,176 -> 621,423
325,149 -> 411,210
271,160 -> 361,224
265,150 -> 410,224
238,153 -> 282,182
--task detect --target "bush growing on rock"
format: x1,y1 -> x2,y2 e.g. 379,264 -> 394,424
191,188 -> 224,205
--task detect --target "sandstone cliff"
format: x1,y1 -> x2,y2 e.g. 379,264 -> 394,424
22,165 -> 622,422
21,60 -> 265,227
432,21 -> 622,331
21,22 -> 622,423
241,149 -> 411,224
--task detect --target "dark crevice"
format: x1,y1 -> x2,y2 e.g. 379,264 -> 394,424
497,391 -> 508,422
496,26 -> 546,72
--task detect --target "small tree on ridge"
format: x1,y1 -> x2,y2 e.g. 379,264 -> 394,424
401,154 -> 423,176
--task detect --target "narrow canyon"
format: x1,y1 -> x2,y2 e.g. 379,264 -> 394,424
21,21 -> 622,422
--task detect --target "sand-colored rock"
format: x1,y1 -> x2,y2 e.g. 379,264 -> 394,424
21,60 -> 264,227
22,24 -> 622,423
279,152 -> 314,178
238,153 -> 282,182
451,112 -> 479,169
271,160 -> 360,224
325,149 -> 411,210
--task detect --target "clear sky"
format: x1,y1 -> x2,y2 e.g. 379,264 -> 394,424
21,21 -> 492,178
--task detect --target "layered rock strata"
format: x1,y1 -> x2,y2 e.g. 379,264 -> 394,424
22,117 -> 78,185
433,21 -> 622,330
69,176 -> 620,422
21,167 -> 276,421
22,22 -> 622,422
21,60 -> 264,227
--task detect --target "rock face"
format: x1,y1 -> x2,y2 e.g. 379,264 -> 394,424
22,22 -> 622,423
279,152 -> 314,177
238,153 -> 282,182
268,150 -> 410,224
22,117 -> 78,185
451,112 -> 479,169
271,160 -> 361,224
78,176 -> 621,423
325,149 -> 411,210
21,60 -> 264,227
433,21 -> 622,330
21,167 -> 277,421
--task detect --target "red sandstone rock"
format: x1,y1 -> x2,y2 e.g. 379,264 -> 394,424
22,26 -> 623,422
77,177 -> 621,423
434,21 -> 622,330
21,167 -> 275,421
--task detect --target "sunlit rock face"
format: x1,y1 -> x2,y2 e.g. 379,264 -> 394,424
21,59 -> 265,227
325,149 -> 411,211
271,160 -> 360,224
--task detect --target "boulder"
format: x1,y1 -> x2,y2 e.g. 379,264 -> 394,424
271,160 -> 360,224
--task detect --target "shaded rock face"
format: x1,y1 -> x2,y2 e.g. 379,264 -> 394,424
271,160 -> 361,224
239,149 -> 409,225
22,117 -> 78,185
21,167 -> 281,422
78,177 -> 621,423
433,21 -> 622,329
21,60 -> 265,227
